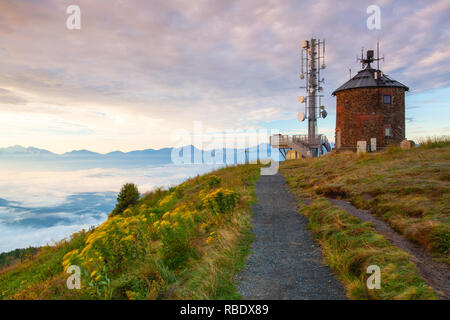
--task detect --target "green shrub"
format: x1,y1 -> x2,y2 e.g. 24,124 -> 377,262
110,183 -> 140,217
202,188 -> 240,214
160,222 -> 195,270
207,175 -> 221,187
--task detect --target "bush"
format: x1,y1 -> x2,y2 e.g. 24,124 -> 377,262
207,175 -> 221,187
202,188 -> 240,214
159,222 -> 194,270
110,183 -> 140,217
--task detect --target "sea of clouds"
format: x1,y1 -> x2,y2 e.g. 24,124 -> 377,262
0,163 -> 223,253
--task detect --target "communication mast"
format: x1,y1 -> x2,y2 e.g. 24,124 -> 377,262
269,37 -> 331,159
298,38 -> 327,157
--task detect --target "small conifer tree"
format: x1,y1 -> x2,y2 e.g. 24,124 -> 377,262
110,183 -> 140,217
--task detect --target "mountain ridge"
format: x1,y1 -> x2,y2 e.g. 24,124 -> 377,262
0,144 -> 272,157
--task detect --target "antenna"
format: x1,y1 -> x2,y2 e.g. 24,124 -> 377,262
377,40 -> 380,70
299,38 -> 327,157
300,47 -> 304,78
357,42 -> 384,70
376,40 -> 384,70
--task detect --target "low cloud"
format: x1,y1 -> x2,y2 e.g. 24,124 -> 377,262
0,163 -> 224,252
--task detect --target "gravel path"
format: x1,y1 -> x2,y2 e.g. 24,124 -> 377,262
237,173 -> 347,300
328,198 -> 450,299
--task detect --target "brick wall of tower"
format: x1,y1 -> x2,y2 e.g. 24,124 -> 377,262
335,87 -> 406,151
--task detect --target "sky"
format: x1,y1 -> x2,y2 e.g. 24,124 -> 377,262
0,0 -> 449,154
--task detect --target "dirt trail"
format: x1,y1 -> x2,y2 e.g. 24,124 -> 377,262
327,198 -> 450,299
237,174 -> 346,300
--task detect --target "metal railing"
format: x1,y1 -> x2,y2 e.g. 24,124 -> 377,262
270,134 -> 331,158
270,134 -> 329,148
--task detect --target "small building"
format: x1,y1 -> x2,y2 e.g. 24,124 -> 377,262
332,50 -> 409,151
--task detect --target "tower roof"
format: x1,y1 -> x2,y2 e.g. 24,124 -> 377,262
332,67 -> 409,96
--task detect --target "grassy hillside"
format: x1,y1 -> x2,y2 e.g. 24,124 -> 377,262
0,164 -> 260,300
1,139 -> 447,300
0,247 -> 40,269
280,138 -> 449,299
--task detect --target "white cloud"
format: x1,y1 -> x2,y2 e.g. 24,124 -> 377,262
0,0 -> 449,152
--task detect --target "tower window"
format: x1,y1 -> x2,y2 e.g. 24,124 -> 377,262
385,127 -> 391,137
383,94 -> 392,104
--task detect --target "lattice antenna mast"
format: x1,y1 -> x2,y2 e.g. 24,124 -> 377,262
299,38 -> 327,157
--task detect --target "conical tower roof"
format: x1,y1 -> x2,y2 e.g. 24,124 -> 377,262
332,67 -> 409,96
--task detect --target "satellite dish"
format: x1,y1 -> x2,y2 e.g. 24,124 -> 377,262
321,110 -> 328,119
297,112 -> 306,122
298,96 -> 304,103
321,64 -> 326,69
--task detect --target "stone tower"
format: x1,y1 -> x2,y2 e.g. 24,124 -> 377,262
332,50 -> 409,151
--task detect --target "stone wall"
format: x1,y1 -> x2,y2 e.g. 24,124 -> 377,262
335,87 -> 405,151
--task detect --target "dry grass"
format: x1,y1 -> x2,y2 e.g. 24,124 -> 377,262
301,199 -> 436,300
280,139 -> 450,264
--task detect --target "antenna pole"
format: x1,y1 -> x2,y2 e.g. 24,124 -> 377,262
322,38 -> 325,67
317,40 -> 320,93
308,38 -> 318,156
361,47 -> 364,68
300,48 -> 303,76
377,40 -> 380,70
298,38 -> 327,157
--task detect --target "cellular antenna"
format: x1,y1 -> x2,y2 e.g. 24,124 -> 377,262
270,37 -> 332,159
298,38 -> 329,157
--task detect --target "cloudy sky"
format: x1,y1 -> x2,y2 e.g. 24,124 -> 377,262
0,0 -> 449,153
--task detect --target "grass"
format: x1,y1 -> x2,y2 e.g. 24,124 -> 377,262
300,199 -> 436,300
280,137 -> 450,264
0,164 -> 260,300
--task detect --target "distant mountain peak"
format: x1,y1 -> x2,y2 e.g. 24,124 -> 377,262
0,145 -> 54,155
63,149 -> 99,155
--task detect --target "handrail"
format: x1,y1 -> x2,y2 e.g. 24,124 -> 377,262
270,134 -> 329,147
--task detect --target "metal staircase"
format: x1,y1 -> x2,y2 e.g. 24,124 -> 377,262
270,134 -> 331,159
